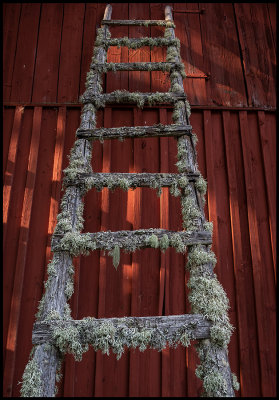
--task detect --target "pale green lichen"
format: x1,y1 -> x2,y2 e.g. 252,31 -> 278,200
19,358 -> 42,397
159,234 -> 169,252
109,245 -> 121,269
232,373 -> 240,391
51,317 -> 193,362
103,36 -> 180,50
60,232 -> 96,257
204,221 -> 213,234
170,233 -> 186,253
147,234 -> 159,248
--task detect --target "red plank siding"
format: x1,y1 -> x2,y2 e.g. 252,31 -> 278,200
3,3 -> 276,397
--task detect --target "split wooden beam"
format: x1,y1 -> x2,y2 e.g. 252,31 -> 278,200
76,123 -> 192,140
32,314 -> 212,345
51,229 -> 212,253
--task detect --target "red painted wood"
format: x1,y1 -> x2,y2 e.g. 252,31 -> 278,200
32,4 -> 63,102
199,3 -> 247,107
267,3 -> 276,49
174,3 -> 207,105
234,3 -> 276,107
9,4 -> 41,102
3,3 -> 21,101
79,3 -> 103,98
4,107 -> 42,396
13,108 -> 59,397
223,110 -> 261,396
239,111 -> 276,396
3,106 -> 24,246
257,111 -> 276,274
2,3 -> 277,397
57,4 -> 85,103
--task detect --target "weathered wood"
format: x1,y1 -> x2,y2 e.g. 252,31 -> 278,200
32,314 -> 212,345
102,37 -> 179,48
76,123 -> 192,139
101,19 -> 175,26
91,61 -> 181,71
51,229 -> 212,253
64,172 -> 199,189
81,91 -> 186,106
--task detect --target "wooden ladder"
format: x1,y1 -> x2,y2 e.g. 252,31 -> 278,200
20,4 -> 238,397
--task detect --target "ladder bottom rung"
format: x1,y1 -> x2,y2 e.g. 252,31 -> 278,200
32,314 -> 212,346
76,124 -> 192,140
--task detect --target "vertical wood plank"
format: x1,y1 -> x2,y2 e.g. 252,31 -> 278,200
223,110 -> 261,396
32,3 -> 63,102
13,108 -> 60,397
267,3 -> 276,49
257,111 -> 276,274
3,106 -> 24,247
3,107 -> 42,397
94,107 -> 112,397
3,4 -> 21,101
239,111 -> 276,396
57,4 -> 85,103
199,3 -> 247,107
234,3 -> 276,107
9,4 -> 41,102
174,3 -> 207,105
3,108 -> 16,177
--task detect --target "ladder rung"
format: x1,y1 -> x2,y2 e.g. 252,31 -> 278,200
91,61 -> 181,72
101,19 -> 175,27
102,37 -> 179,49
51,229 -> 212,253
64,172 -> 199,190
76,124 -> 192,140
81,91 -> 186,107
32,314 -> 211,346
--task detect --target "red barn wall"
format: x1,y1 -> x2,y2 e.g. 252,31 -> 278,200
3,3 -> 276,397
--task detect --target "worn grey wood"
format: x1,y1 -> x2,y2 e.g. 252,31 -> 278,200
102,37 -> 179,48
101,19 -> 175,26
64,172 -> 199,189
51,229 -> 212,253
76,123 -> 192,140
81,91 -> 186,106
90,61 -> 181,71
32,314 -> 212,345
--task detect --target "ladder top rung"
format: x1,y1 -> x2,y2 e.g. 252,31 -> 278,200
32,314 -> 211,345
101,19 -> 175,26
76,123 -> 192,140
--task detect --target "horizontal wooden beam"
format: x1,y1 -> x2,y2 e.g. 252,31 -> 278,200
101,19 -> 175,26
32,314 -> 212,345
102,37 -> 179,48
81,91 -> 186,106
64,172 -> 199,188
76,123 -> 191,139
51,229 -> 212,253
90,61 -> 181,72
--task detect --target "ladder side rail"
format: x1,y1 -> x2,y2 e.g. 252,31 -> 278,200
20,4 -> 113,398
165,5 -> 236,398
